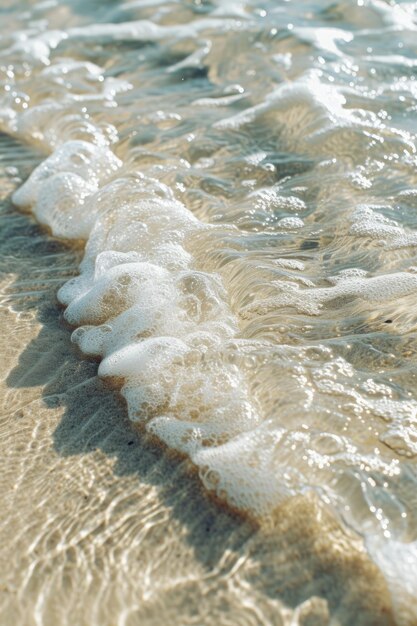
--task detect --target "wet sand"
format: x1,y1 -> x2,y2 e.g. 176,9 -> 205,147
0,133 -> 398,625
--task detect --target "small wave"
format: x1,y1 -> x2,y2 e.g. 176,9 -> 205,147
1,0 -> 417,621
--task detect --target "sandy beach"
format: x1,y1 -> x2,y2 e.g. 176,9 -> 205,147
1,0 -> 417,622
0,134 -> 397,626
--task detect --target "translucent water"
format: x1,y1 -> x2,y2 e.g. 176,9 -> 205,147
1,0 -> 417,623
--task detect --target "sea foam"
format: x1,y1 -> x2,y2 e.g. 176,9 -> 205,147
2,2 -> 417,621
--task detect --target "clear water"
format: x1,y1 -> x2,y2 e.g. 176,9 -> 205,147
0,0 -> 417,624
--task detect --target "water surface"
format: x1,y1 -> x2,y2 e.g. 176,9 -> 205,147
0,0 -> 416,624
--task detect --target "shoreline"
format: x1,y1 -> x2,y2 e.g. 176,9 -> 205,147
0,133 -> 397,626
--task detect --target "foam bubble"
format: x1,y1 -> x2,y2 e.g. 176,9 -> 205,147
12,140 -> 121,209
33,172 -> 97,238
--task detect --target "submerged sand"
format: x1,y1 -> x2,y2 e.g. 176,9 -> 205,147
0,135 -> 396,625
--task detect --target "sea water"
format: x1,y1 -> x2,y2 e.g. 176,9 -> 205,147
0,0 -> 416,623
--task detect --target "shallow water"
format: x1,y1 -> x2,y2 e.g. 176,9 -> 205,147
0,0 -> 417,624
